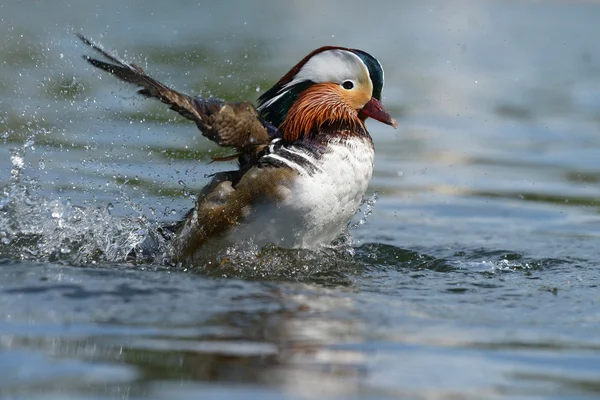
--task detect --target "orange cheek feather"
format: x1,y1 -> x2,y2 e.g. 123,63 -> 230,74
280,83 -> 364,142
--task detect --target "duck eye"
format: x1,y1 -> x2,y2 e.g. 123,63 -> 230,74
342,81 -> 354,90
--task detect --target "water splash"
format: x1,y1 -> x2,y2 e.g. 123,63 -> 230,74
199,243 -> 360,284
321,191 -> 380,255
350,191 -> 378,229
0,139 -> 366,276
0,177 -> 171,265
0,132 -> 377,275
0,137 -> 170,265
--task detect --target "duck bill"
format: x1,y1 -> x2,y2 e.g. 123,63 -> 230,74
360,97 -> 398,129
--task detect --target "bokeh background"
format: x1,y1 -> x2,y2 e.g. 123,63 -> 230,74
1,1 -> 599,399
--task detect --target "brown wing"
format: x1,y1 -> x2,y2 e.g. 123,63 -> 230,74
77,34 -> 271,151
192,98 -> 271,152
170,166 -> 298,263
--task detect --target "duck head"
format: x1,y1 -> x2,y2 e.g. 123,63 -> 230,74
257,46 -> 397,142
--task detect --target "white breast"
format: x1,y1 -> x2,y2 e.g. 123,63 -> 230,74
229,137 -> 375,249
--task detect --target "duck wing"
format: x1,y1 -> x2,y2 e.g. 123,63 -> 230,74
77,34 -> 272,151
169,165 -> 298,262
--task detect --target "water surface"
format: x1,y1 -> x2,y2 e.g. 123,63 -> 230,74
1,1 -> 600,399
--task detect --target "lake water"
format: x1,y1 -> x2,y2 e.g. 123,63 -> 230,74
1,1 -> 600,399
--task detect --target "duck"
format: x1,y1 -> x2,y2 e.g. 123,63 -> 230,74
78,34 -> 397,265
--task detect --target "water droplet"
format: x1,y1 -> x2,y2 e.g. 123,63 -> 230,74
10,154 -> 24,169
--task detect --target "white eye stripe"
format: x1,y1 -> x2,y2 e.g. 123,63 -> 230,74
284,50 -> 371,91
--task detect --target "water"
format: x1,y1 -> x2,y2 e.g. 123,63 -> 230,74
1,1 -> 600,398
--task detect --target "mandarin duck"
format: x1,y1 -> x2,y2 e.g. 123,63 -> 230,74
78,34 -> 397,264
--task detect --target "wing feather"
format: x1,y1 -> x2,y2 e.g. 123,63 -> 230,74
170,166 -> 297,262
78,34 -> 272,151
